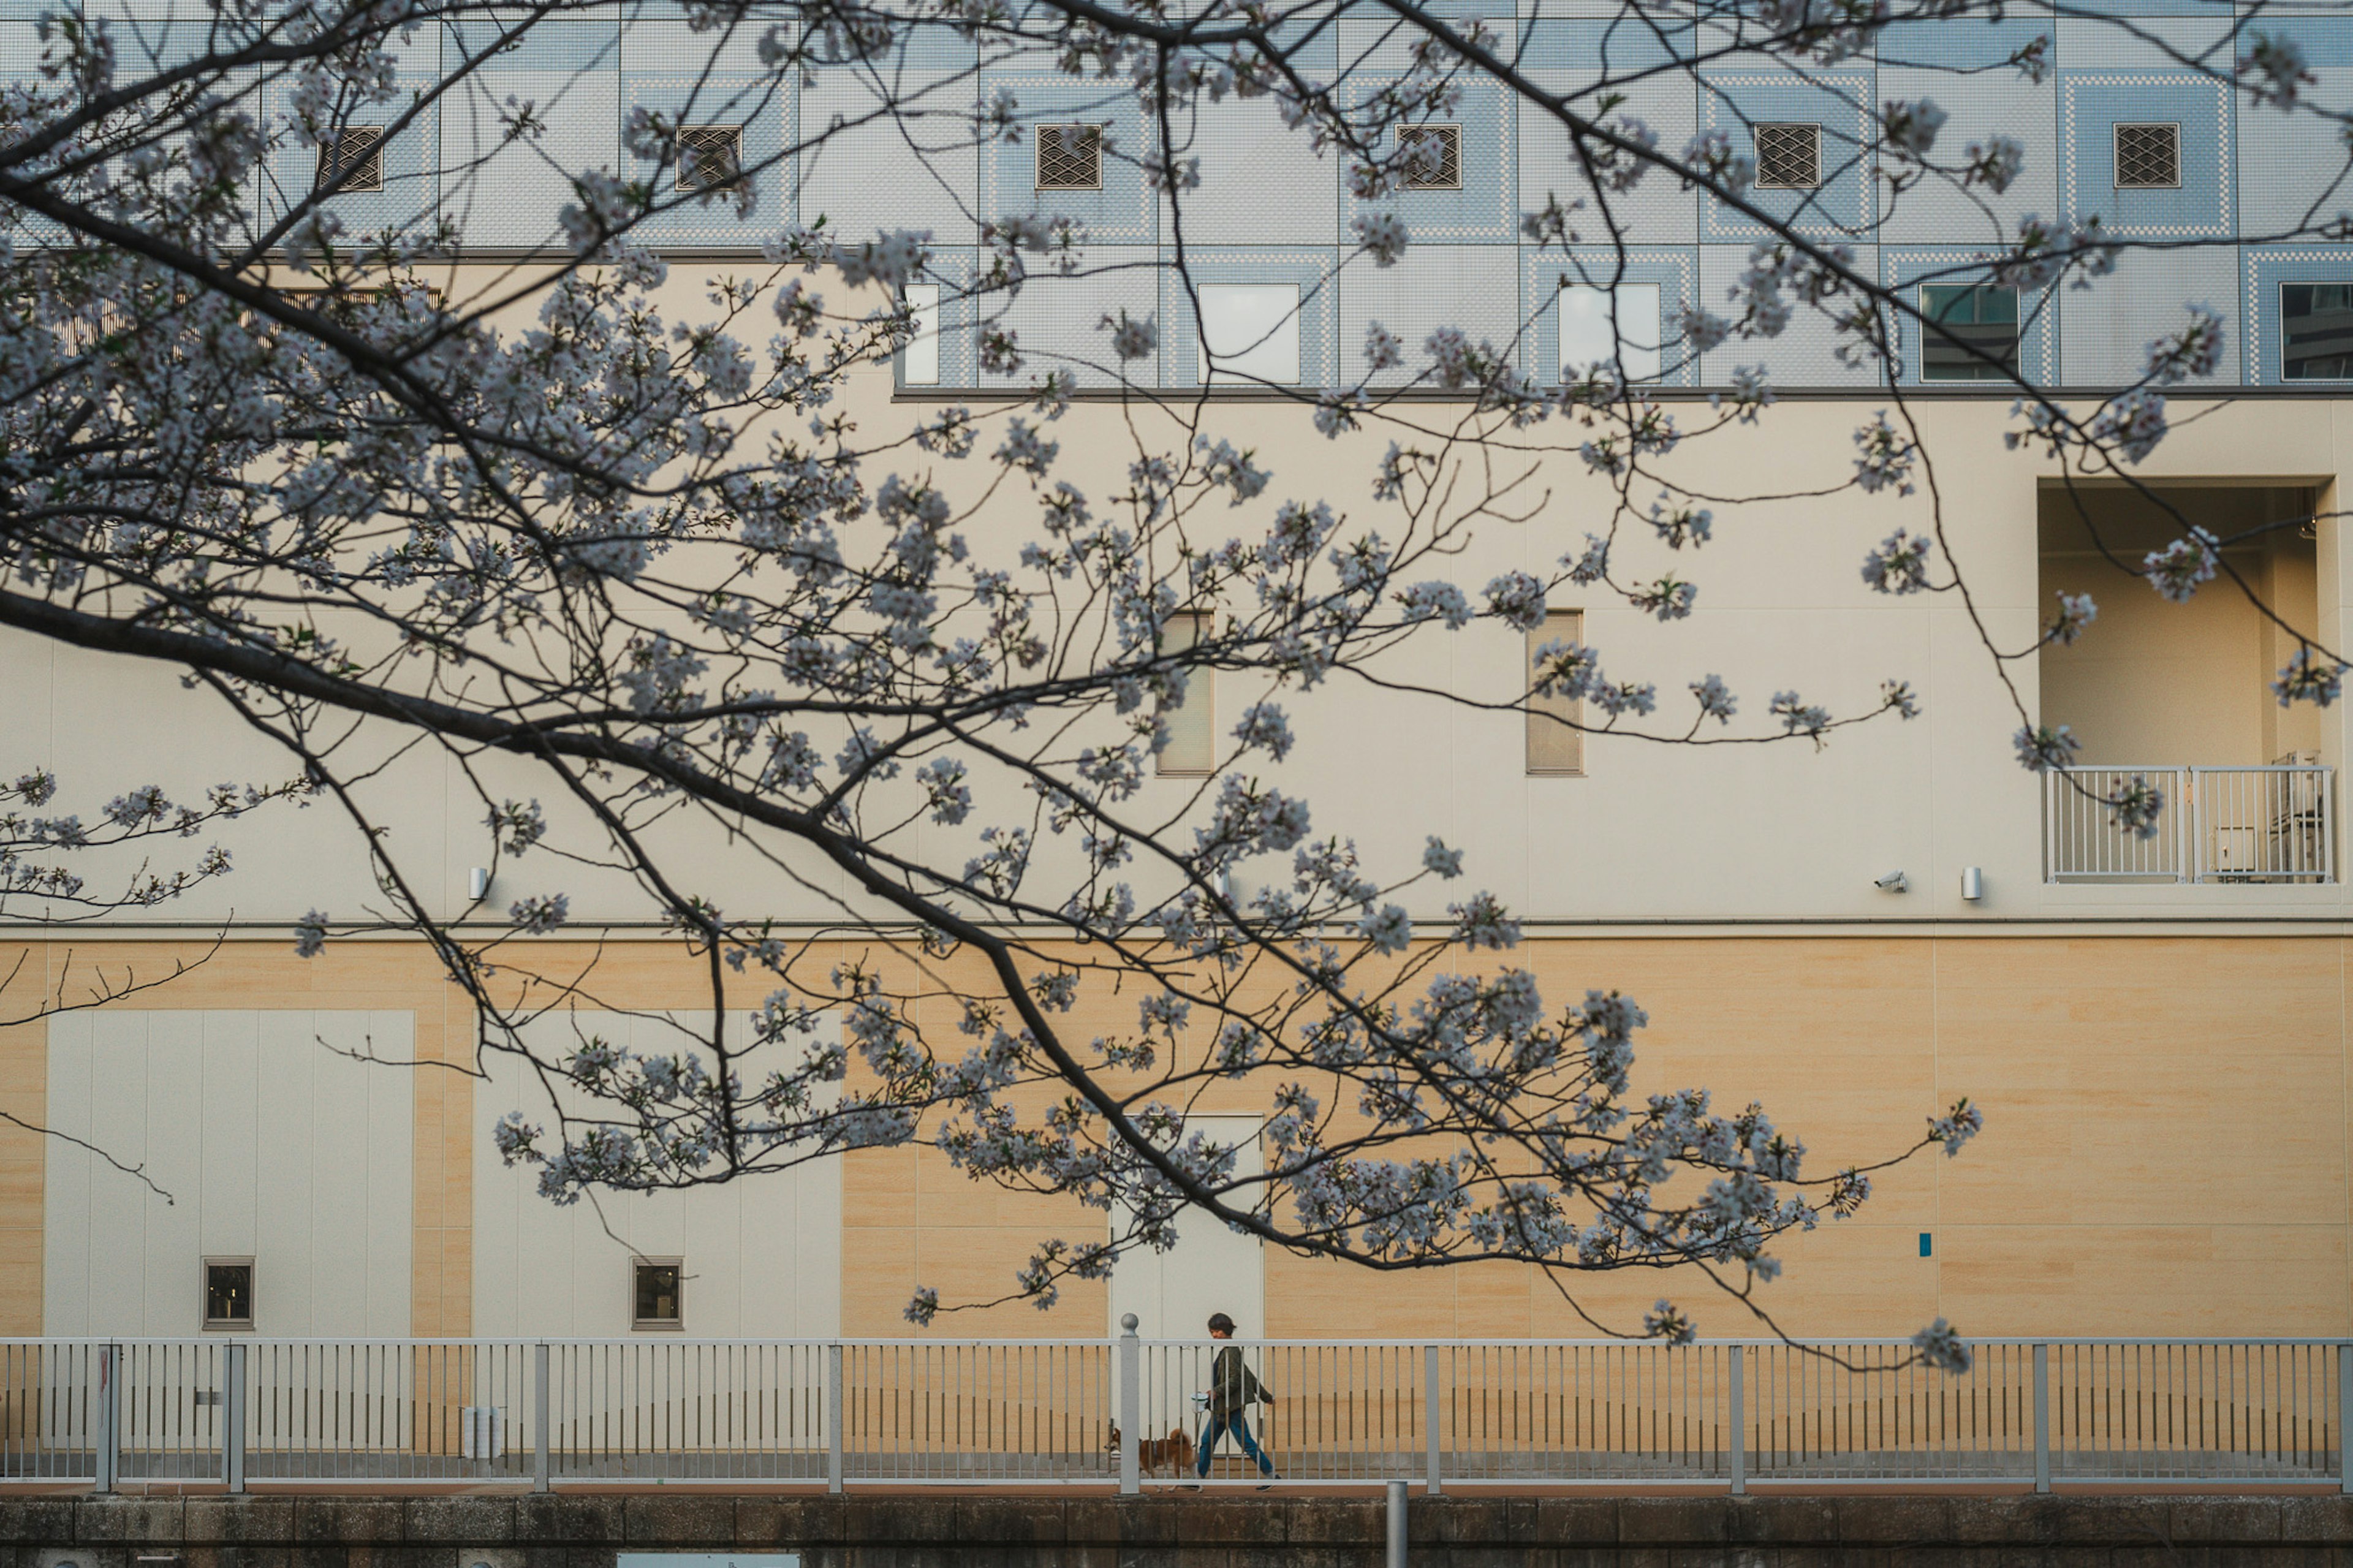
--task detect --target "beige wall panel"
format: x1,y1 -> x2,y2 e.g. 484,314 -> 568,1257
1940,1225 -> 2348,1335
0,1020 -> 44,1335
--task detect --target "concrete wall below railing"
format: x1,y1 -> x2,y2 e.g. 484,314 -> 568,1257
4,1493 -> 2353,1568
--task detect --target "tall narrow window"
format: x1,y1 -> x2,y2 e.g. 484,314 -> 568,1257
676,125 -> 745,192
633,1259 -> 684,1330
1919,284 -> 2020,381
203,1258 -> 255,1330
314,127 -> 384,193
1036,125 -> 1103,190
1558,283 -> 1661,383
1156,613 -> 1213,776
1753,123 -> 1820,190
1198,284 -> 1300,385
903,283 -> 942,385
1399,124 -> 1461,189
1526,611 -> 1584,776
2113,123 -> 2179,189
2282,283 -> 2353,380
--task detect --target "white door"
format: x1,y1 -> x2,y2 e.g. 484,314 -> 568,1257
1107,1113 -> 1267,1339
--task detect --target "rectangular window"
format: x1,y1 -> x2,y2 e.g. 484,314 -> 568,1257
1036,124 -> 1102,190
1156,612 -> 1213,776
1754,123 -> 1820,190
1558,282 -> 1661,384
314,127 -> 384,194
2113,123 -> 2180,189
1198,283 -> 1300,385
1526,611 -> 1583,776
203,1258 -> 254,1330
2282,283 -> 2353,380
633,1259 -> 684,1330
903,282 -> 942,385
1400,124 -> 1461,190
676,124 -> 745,192
1919,284 -> 2020,381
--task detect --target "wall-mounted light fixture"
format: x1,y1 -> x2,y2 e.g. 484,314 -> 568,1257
1960,866 -> 1984,901
468,866 -> 491,901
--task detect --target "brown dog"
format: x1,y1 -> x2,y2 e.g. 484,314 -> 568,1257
1105,1423 -> 1197,1477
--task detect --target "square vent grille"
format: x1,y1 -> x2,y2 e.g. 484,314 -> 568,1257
1400,124 -> 1461,189
1036,124 -> 1102,190
1754,122 -> 1821,189
2114,123 -> 2180,188
315,127 -> 384,193
677,125 -> 745,192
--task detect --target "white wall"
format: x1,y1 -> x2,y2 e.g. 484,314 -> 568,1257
471,1010 -> 842,1338
43,1010 -> 415,1336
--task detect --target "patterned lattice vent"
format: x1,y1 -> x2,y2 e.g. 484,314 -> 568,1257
1754,122 -> 1820,190
315,127 -> 384,194
2114,123 -> 2180,188
1400,125 -> 1461,190
677,126 -> 745,192
1036,125 -> 1102,190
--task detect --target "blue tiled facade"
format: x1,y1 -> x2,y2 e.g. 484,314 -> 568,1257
67,1 -> 2353,390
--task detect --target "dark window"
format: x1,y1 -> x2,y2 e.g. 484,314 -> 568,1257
1754,123 -> 1820,189
1920,284 -> 2020,381
2114,123 -> 2180,189
203,1259 -> 253,1328
676,125 -> 744,193
633,1260 -> 683,1328
2283,283 -> 2353,380
1036,125 -> 1102,191
1400,125 -> 1461,190
314,127 -> 384,194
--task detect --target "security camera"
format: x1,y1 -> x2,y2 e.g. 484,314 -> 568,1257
1873,870 -> 1909,893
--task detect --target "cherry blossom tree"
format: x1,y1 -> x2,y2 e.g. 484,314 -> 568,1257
3,0 -> 2336,1363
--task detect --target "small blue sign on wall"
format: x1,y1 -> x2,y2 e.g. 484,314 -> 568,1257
620,1556 -> 799,1568
1919,1233 -> 1933,1258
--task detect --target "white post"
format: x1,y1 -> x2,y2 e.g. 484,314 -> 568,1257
532,1343 -> 550,1493
827,1343 -> 845,1494
1423,1344 -> 1442,1495
223,1341 -> 246,1493
1118,1314 -> 1140,1495
1385,1478 -> 1408,1568
93,1344 -> 118,1493
1728,1344 -> 1745,1496
2033,1343 -> 2051,1494
2338,1344 -> 2351,1493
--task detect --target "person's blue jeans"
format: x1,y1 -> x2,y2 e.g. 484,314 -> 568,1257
1195,1410 -> 1274,1477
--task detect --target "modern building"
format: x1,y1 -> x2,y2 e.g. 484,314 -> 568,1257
4,0 -> 2353,1353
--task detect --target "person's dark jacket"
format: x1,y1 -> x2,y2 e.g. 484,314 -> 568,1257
1208,1345 -> 1268,1417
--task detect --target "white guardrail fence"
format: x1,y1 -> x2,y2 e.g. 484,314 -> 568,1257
0,1335 -> 2345,1493
2044,764 -> 2335,882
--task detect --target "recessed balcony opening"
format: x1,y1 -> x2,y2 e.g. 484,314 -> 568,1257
2038,481 -> 2333,883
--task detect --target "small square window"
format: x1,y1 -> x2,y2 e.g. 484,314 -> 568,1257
203,1258 -> 254,1330
633,1259 -> 684,1330
1400,125 -> 1461,190
2282,282 -> 2353,380
1919,284 -> 2020,381
2114,123 -> 2180,189
1754,123 -> 1820,190
676,125 -> 745,193
1036,125 -> 1102,191
314,127 -> 384,194
1558,282 -> 1661,384
1198,283 -> 1300,385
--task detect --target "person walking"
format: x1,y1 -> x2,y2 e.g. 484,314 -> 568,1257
1194,1312 -> 1278,1483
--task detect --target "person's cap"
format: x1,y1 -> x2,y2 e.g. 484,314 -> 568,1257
1207,1312 -> 1236,1334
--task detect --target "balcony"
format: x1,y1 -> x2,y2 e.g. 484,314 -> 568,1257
2044,760 -> 2333,882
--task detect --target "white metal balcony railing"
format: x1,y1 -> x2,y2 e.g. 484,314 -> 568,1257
2044,763 -> 2334,883
0,1335 -> 2347,1492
